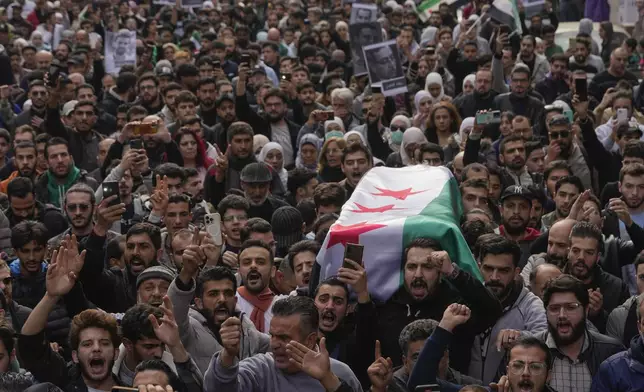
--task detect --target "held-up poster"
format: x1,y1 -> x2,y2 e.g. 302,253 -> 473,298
104,30 -> 136,75
349,22 -> 383,76
363,40 -> 407,97
350,4 -> 378,23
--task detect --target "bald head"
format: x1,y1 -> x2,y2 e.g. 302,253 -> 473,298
546,218 -> 576,266
453,152 -> 465,180
610,47 -> 628,76
267,28 -> 281,42
530,263 -> 562,299
75,30 -> 89,44
69,73 -> 85,88
35,50 -> 52,70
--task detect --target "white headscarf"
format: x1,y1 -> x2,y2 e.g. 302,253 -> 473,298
458,117 -> 475,146
462,74 -> 476,93
296,134 -> 322,170
344,130 -> 367,145
253,134 -> 270,158
400,127 -> 428,166
324,117 -> 345,133
258,142 -> 284,169
425,72 -> 445,103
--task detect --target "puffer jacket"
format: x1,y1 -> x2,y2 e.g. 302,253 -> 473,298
167,277 -> 271,375
591,335 -> 644,392
469,282 -> 548,384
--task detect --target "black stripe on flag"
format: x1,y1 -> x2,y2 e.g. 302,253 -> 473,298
487,5 -> 518,30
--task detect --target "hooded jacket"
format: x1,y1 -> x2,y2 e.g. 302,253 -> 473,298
468,281 -> 548,384
591,334 -> 644,391
167,277 -> 271,375
34,168 -> 98,209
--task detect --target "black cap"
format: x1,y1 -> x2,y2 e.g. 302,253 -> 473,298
67,56 -> 84,65
215,94 -> 234,108
500,185 -> 533,205
240,162 -> 273,183
251,66 -> 266,76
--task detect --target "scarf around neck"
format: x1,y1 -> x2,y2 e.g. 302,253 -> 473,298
237,286 -> 274,332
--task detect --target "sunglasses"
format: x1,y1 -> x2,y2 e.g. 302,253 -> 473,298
549,130 -> 570,139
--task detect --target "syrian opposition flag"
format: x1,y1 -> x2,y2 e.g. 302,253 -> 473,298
487,0 -> 523,35
316,166 -> 482,303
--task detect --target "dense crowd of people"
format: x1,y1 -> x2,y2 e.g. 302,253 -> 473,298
0,0 -> 642,391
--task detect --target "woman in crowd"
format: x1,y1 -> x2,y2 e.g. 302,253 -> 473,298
259,142 -> 288,189
174,128 -> 214,182
317,137 -> 347,183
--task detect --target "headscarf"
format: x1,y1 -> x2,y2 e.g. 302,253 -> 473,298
253,134 -> 270,158
324,117 -> 345,133
391,115 -> 412,129
414,91 -> 431,114
400,127 -> 428,166
420,26 -> 438,47
258,142 -> 284,170
344,130 -> 367,145
296,133 -> 322,170
425,72 -> 445,103
458,117 -> 475,146
579,18 -> 593,34
462,74 -> 476,93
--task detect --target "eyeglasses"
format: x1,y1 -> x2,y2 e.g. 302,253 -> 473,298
390,126 -> 407,133
546,302 -> 582,315
508,360 -> 547,375
67,203 -> 91,212
549,130 -> 570,140
223,214 -> 248,222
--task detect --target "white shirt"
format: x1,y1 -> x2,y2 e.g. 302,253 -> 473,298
235,293 -> 286,333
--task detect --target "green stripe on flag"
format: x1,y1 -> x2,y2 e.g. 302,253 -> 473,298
401,176 -> 483,282
417,0 -> 441,12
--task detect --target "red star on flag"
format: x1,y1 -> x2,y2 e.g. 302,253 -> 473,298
350,203 -> 402,213
327,222 -> 386,248
371,187 -> 427,200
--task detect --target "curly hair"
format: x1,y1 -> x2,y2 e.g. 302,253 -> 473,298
425,102 -> 462,144
69,309 -> 120,350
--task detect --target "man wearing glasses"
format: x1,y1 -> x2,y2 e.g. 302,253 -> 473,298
504,336 -> 558,392
536,274 -> 624,392
47,183 -> 96,256
545,114 -> 592,191
493,65 -> 545,138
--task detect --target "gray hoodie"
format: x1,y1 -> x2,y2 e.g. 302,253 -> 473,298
168,277 -> 271,374
468,285 -> 548,384
204,352 -> 363,392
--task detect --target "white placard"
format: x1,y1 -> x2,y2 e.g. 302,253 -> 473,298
104,30 -> 137,75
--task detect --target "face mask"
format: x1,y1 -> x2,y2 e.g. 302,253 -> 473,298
391,130 -> 404,145
325,130 -> 344,140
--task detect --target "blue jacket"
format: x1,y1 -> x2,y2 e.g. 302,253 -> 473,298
592,336 -> 644,392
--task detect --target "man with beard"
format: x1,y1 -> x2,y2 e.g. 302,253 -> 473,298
594,292 -> 644,390
535,274 -> 624,392
101,72 -> 137,117
159,83 -> 182,127
240,162 -> 288,223
541,176 -> 584,231
211,95 -> 238,152
135,74 -> 163,116
568,35 -> 603,79
493,65 -> 545,138
33,138 -> 98,208
368,238 -> 503,372
340,143 -> 373,199
47,184 -> 95,253
236,64 -> 299,166
452,69 -> 498,119
149,194 -> 193,271
496,186 -> 541,267
564,221 -> 630,334
522,219 -> 577,285
235,239 -> 285,334
169,257 -> 270,374
527,185 -> 546,230
0,141 -> 38,192
536,54 -> 570,105
590,48 -> 639,102
288,240 -> 318,291
468,234 -> 547,384
7,80 -> 48,133
297,81 -> 327,119
498,135 -> 538,189
196,78 -> 218,127
530,264 -> 564,300
46,79 -> 106,173
594,92 -> 644,157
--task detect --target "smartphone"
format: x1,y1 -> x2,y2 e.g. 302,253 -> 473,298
488,110 -> 501,124
569,37 -> 577,49
213,60 -> 221,68
372,85 -> 382,94
241,54 -> 251,65
204,213 -> 223,246
112,388 -> 139,392
476,111 -> 490,125
323,110 -> 335,120
281,72 -> 291,81
102,181 -> 121,207
129,138 -> 143,150
410,62 -> 419,72
617,108 -> 629,123
133,122 -> 158,136
48,65 -> 61,88
563,109 -> 574,123
415,385 -> 440,392
499,24 -> 511,35
574,77 -> 588,102
343,243 -> 364,269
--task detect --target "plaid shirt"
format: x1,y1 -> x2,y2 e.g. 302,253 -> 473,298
546,331 -> 593,392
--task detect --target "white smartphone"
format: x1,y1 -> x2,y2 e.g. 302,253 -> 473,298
204,213 -> 223,246
617,108 -> 629,123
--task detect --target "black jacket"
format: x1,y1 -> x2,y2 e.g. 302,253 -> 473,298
372,266 -> 503,373
451,90 -> 499,119
4,200 -> 68,239
248,195 -> 289,223
578,266 -> 631,333
446,48 -> 478,96
535,76 -> 570,105
580,116 -> 622,190
493,92 -> 545,138
100,88 -> 129,117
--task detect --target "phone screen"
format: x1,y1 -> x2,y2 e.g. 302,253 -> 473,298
343,243 -> 364,269
129,138 -> 143,150
574,78 -> 588,102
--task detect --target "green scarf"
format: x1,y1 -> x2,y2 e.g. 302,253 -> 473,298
46,166 -> 80,208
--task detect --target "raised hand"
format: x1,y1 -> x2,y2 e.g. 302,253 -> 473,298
222,251 -> 238,269
428,251 -> 454,275
220,316 -> 242,359
588,289 -> 604,317
0,85 -> 9,101
439,303 -> 471,332
149,296 -> 181,348
567,189 -> 590,221
609,197 -> 633,226
367,340 -> 394,392
137,385 -> 174,392
214,145 -> 229,183
490,375 -> 510,392
95,195 -> 126,236
495,329 -> 522,351
200,230 -> 222,266
286,338 -> 332,381
337,259 -> 369,302
150,175 -> 169,215
46,246 -> 84,297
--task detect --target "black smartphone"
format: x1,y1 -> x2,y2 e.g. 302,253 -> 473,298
213,60 -> 221,68
48,65 -> 60,88
499,24 -> 511,35
410,62 -> 419,72
343,243 -> 364,269
129,138 -> 143,150
102,181 -> 121,207
241,54 -> 251,65
281,72 -> 291,81
575,77 -> 588,102
372,85 -> 382,94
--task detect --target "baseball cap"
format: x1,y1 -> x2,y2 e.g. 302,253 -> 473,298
240,162 -> 272,183
271,206 -> 304,252
215,94 -> 234,108
61,100 -> 77,117
156,66 -> 174,78
67,56 -> 84,65
500,185 -> 533,205
251,66 -> 266,76
548,114 -> 570,127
